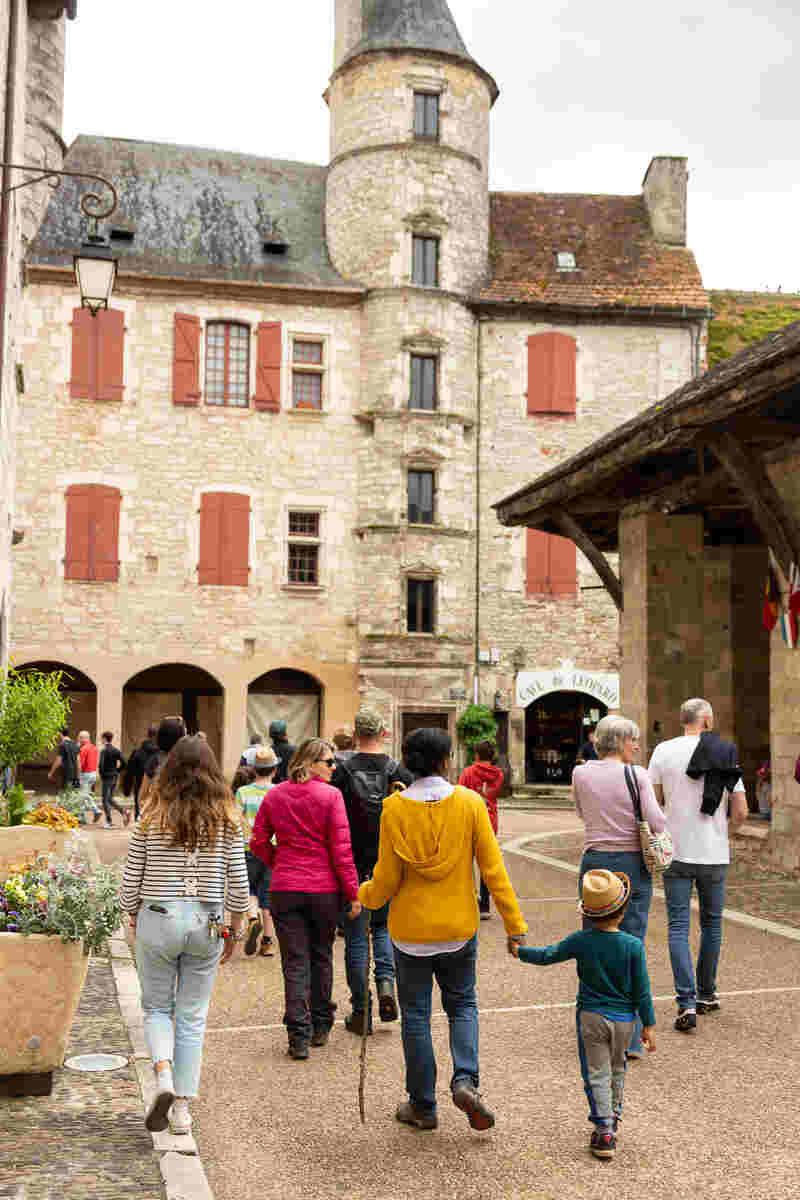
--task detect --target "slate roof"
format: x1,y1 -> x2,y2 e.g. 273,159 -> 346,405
478,192 -> 709,313
27,136 -> 362,293
341,0 -> 498,98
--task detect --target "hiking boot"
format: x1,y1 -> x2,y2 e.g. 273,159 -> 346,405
675,1009 -> 697,1033
168,1098 -> 192,1135
452,1084 -> 495,1131
345,1010 -> 372,1036
244,918 -> 262,957
376,979 -> 398,1023
310,1028 -> 330,1047
145,1065 -> 175,1132
590,1129 -> 616,1160
697,996 -> 721,1015
287,1036 -> 309,1060
395,1101 -> 438,1130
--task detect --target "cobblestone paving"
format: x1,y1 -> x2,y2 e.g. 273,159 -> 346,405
0,959 -> 165,1200
526,827 -> 800,927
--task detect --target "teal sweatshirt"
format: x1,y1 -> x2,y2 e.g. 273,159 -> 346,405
518,929 -> 656,1026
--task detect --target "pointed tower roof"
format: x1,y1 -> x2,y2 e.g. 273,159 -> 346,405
340,1 -> 498,99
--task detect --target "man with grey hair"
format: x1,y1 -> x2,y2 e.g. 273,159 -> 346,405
648,699 -> 747,1033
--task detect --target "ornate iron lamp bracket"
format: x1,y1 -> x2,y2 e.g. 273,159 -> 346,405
0,162 -> 117,229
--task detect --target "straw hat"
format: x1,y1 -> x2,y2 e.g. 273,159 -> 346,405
254,745 -> 278,768
580,869 -> 631,919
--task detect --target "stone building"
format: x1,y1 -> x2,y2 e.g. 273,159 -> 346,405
0,0 -> 73,676
13,0 -> 709,781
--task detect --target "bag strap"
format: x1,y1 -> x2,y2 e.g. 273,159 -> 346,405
624,764 -> 644,822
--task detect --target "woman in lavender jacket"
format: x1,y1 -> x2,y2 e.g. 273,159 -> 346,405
573,714 -> 667,1058
250,738 -> 360,1060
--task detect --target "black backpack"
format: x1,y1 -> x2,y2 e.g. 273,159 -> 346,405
343,757 -> 398,859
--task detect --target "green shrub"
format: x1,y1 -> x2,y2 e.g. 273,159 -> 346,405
456,704 -> 498,754
0,666 -> 70,776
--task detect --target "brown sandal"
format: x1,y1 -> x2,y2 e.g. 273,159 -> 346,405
259,937 -> 275,957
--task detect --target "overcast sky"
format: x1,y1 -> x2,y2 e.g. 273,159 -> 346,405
64,1 -> 799,293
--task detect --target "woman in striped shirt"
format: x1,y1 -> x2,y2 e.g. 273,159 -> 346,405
120,735 -> 249,1136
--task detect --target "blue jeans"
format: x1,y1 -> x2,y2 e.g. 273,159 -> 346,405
394,935 -> 479,1116
662,860 -> 727,1009
135,900 -> 223,1098
344,900 -> 394,1013
579,849 -> 652,1055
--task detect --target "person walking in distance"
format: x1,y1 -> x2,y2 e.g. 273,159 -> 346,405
648,699 -> 747,1033
332,709 -> 411,1034
122,726 -> 158,822
47,728 -> 80,794
458,739 -> 504,919
98,731 -> 127,829
77,730 -> 102,823
119,736 -> 249,1135
236,746 -> 279,958
269,720 -> 295,785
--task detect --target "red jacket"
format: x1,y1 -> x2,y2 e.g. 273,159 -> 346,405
79,741 -> 99,772
458,761 -> 504,833
250,777 -> 359,900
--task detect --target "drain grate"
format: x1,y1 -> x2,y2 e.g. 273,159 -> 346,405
65,1053 -> 129,1072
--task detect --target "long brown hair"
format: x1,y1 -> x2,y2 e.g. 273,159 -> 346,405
288,738 -> 334,783
141,735 -> 241,851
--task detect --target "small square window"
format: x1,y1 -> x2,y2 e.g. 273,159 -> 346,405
412,235 -> 439,287
410,354 -> 437,411
556,251 -> 577,271
414,92 -> 440,139
408,470 -> 435,524
293,340 -> 323,365
407,578 -> 435,634
288,543 -> 319,585
289,511 -> 320,537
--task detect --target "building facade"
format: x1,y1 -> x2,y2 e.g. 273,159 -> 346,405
13,0 -> 709,780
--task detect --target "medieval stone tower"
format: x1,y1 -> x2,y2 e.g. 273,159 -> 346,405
326,1 -> 498,718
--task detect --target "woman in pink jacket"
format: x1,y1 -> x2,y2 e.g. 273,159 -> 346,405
250,738 -> 360,1059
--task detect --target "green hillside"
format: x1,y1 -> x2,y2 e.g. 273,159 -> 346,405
708,291 -> 800,367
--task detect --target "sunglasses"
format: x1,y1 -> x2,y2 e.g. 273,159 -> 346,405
317,757 -> 336,767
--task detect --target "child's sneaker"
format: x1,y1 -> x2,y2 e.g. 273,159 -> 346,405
590,1129 -> 616,1160
696,995 -> 721,1015
168,1098 -> 192,1135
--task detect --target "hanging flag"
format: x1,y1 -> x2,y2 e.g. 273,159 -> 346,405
763,567 -> 780,632
784,562 -> 800,648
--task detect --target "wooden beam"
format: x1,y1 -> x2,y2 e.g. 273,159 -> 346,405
624,466 -> 734,517
550,510 -> 624,612
708,432 -> 800,577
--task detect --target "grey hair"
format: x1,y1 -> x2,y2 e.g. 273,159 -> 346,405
594,715 -> 640,758
680,698 -> 713,727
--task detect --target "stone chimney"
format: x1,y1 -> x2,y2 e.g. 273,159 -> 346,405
334,0 -> 364,70
642,156 -> 688,246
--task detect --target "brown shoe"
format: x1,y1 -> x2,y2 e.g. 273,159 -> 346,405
244,918 -> 262,956
452,1084 -> 495,1131
259,935 -> 275,957
396,1101 -> 437,1130
377,979 -> 398,1022
310,1028 -> 330,1047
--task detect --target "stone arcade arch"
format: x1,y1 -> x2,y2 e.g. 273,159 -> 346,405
247,669 -> 323,749
122,663 -> 224,764
14,660 -> 98,793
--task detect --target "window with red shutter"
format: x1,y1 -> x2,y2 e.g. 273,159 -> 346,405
253,322 -> 282,412
70,308 -> 125,403
64,485 -> 121,582
198,492 -> 250,587
526,332 -> 576,416
526,529 -> 577,596
173,313 -> 202,406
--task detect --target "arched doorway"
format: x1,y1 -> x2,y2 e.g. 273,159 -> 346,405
14,661 -> 97,793
123,664 -> 223,763
247,669 -> 322,748
525,691 -> 608,784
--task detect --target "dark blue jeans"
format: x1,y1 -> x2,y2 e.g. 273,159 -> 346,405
662,860 -> 728,1010
344,900 -> 394,1014
394,935 -> 479,1116
579,849 -> 653,1055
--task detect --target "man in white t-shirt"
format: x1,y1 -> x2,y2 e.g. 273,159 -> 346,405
648,698 -> 748,1034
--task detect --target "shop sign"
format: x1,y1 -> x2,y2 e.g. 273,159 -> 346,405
516,665 -> 619,710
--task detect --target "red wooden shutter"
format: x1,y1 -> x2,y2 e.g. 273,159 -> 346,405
70,308 -> 94,399
95,309 -> 125,402
526,529 -> 549,595
173,313 -> 202,406
64,485 -> 92,579
92,487 -> 122,582
526,332 -> 576,415
253,322 -> 282,411
219,494 -> 250,586
548,533 -> 578,595
198,493 -> 223,585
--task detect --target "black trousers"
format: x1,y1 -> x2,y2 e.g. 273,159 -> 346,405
270,891 -> 340,1040
101,774 -> 125,822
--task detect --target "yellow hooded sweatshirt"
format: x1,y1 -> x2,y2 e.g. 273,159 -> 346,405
358,785 -> 527,943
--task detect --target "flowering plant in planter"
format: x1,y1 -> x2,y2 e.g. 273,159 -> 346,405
22,801 -> 79,832
0,837 -> 121,953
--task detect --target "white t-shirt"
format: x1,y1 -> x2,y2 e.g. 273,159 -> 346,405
648,735 -> 745,865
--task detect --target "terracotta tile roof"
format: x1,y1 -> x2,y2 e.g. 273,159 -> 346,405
478,192 -> 709,312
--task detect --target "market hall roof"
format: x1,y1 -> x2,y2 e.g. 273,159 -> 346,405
26,136 -> 364,295
477,192 -> 709,314
494,318 -> 800,575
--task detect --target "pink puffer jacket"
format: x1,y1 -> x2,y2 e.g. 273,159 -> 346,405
250,776 -> 359,900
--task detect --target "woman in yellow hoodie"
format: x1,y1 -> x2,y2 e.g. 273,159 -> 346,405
359,727 -> 528,1132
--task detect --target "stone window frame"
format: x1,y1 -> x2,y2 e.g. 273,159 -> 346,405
204,320 -> 251,408
402,563 -> 441,636
283,503 -> 326,592
405,71 -> 448,143
287,329 -> 330,413
405,211 -> 448,291
407,465 -> 437,526
403,332 -> 447,413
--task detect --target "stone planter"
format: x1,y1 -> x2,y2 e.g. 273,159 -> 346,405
0,824 -> 100,876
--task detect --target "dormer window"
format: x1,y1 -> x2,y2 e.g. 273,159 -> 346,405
556,251 -> 577,272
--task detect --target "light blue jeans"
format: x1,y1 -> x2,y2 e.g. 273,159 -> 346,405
79,771 -> 100,814
135,900 -> 223,1097
662,861 -> 728,1009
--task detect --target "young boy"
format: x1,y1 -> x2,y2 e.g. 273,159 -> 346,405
510,869 -> 656,1160
236,746 -> 279,957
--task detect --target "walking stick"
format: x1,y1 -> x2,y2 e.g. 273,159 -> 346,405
358,930 -> 371,1124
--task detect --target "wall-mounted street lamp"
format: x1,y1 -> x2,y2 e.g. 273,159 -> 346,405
1,162 -> 118,315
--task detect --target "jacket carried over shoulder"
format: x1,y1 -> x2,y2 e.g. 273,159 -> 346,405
359,784 -> 527,943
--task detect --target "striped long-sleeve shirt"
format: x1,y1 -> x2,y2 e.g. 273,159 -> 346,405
119,823 -> 250,913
